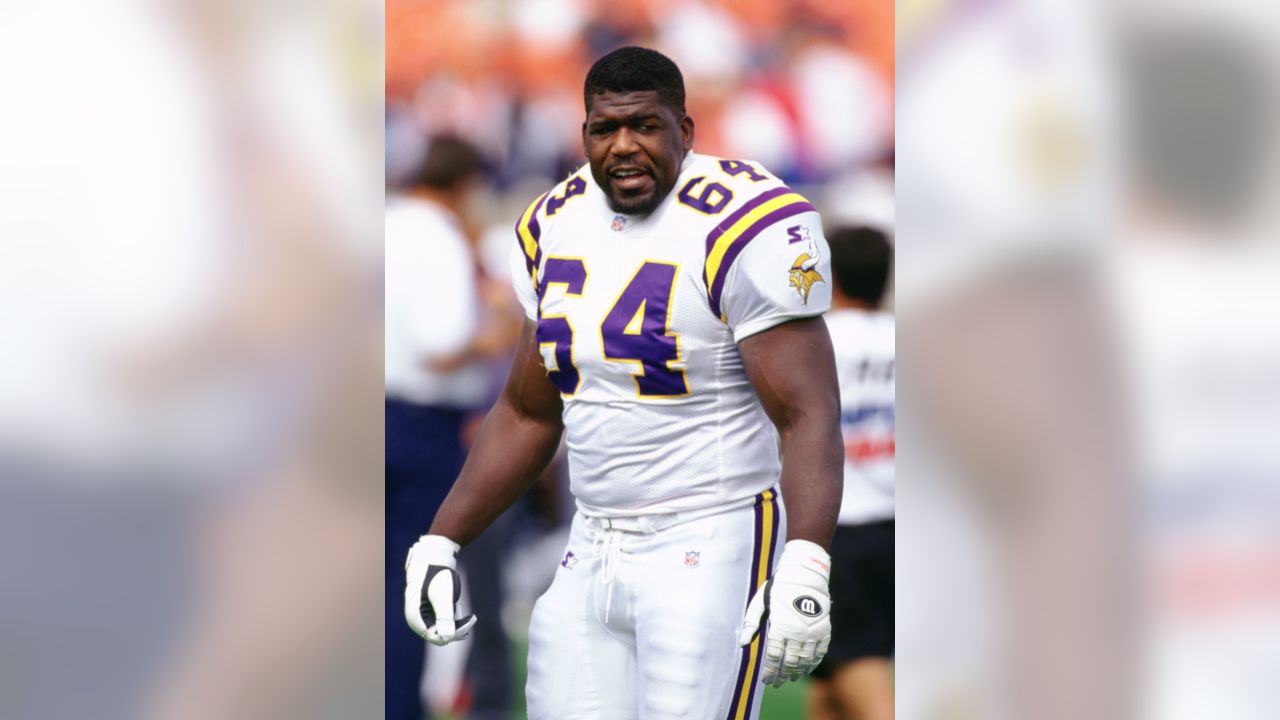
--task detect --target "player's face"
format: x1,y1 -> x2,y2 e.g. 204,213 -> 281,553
583,91 -> 694,216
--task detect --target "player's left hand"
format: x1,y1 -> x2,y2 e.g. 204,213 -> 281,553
737,539 -> 832,687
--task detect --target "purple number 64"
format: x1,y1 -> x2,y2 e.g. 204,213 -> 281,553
536,258 -> 588,395
536,259 -> 689,398
602,262 -> 689,397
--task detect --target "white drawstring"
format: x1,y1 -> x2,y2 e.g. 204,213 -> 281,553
592,524 -> 624,624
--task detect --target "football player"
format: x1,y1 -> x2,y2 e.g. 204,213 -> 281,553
405,46 -> 843,719
807,226 -> 895,720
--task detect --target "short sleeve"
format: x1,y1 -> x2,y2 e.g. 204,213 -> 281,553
719,211 -> 832,342
510,190 -> 552,321
509,238 -> 538,320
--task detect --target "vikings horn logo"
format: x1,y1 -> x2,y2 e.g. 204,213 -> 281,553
787,226 -> 824,304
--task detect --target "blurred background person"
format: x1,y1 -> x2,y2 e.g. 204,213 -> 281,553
894,0 -> 1280,718
1108,8 -> 1280,719
808,226 -> 896,720
0,0 -> 386,718
386,134 -> 520,720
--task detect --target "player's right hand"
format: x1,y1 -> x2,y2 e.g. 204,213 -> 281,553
404,534 -> 477,646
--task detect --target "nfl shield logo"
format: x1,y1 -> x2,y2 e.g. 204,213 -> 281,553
684,551 -> 700,568
611,215 -> 627,231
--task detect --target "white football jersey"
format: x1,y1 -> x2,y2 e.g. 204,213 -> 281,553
509,152 -> 832,516
827,309 -> 895,524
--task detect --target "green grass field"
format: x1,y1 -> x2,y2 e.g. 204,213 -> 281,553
757,675 -> 810,719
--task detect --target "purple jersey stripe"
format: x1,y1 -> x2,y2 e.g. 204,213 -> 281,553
528,194 -> 548,285
514,193 -> 549,279
704,187 -> 793,257
707,201 -> 816,318
511,221 -> 529,270
527,193 -> 547,243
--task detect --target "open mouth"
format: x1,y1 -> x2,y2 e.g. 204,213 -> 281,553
608,166 -> 653,193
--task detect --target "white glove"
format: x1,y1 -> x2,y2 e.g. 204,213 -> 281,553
737,539 -> 832,687
404,534 -> 477,646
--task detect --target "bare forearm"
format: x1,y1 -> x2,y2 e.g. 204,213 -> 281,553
428,398 -> 562,546
739,317 -> 844,550
778,411 -> 843,549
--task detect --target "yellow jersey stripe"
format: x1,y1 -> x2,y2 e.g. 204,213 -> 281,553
704,194 -> 809,294
515,192 -> 548,285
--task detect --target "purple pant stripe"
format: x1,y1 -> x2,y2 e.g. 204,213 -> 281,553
724,490 -> 769,720
742,490 -> 779,719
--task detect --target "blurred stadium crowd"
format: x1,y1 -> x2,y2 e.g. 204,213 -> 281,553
386,0 -> 893,199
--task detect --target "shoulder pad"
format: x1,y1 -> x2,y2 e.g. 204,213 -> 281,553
702,184 -> 817,318
514,191 -> 550,286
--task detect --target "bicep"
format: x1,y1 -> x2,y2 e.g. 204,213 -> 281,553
738,316 -> 840,431
499,318 -> 564,425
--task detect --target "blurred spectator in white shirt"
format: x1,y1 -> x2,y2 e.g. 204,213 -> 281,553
385,139 -> 493,409
385,136 -> 499,720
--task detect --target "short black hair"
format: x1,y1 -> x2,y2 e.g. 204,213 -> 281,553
827,225 -> 893,307
414,135 -> 484,190
584,46 -> 686,115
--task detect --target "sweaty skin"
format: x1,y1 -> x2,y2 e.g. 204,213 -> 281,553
583,90 -> 694,216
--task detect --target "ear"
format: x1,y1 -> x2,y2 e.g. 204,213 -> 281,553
680,114 -> 695,152
581,120 -> 589,155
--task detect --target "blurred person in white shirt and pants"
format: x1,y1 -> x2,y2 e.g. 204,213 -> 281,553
385,136 -> 510,720
809,226 -> 896,720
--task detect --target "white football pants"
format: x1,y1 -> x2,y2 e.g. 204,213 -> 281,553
526,488 -> 785,720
